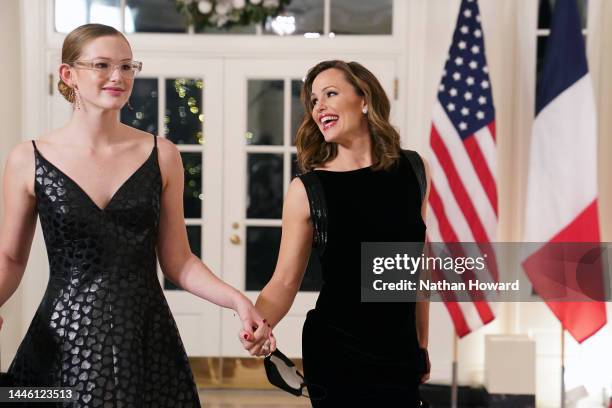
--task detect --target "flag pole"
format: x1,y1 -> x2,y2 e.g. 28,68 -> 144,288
451,332 -> 458,408
560,327 -> 565,408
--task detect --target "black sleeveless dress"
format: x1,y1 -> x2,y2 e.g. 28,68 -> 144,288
7,135 -> 200,407
299,151 -> 426,407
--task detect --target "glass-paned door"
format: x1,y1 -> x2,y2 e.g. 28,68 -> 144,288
221,58 -> 396,357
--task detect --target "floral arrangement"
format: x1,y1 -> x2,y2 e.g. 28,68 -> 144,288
176,0 -> 291,30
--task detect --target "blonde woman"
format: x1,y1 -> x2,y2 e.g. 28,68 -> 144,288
0,24 -> 273,406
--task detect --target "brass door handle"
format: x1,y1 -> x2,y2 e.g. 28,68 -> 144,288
230,234 -> 241,245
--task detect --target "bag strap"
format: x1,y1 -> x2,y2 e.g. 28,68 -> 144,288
402,149 -> 426,205
297,172 -> 328,256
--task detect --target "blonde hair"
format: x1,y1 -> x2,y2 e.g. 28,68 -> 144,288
295,60 -> 402,172
58,23 -> 127,103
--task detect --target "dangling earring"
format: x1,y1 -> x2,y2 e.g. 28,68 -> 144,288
127,100 -> 134,111
362,105 -> 368,114
73,87 -> 81,110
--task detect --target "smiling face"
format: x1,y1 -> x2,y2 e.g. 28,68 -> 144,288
310,68 -> 368,144
60,35 -> 134,111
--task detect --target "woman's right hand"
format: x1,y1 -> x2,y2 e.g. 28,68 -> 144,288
234,295 -> 276,357
239,330 -> 275,357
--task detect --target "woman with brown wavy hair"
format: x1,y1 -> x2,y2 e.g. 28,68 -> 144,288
241,60 -> 431,406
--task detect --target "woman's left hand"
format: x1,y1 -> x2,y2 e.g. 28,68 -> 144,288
235,296 -> 276,356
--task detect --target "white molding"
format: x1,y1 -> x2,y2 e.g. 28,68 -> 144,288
22,0 -> 48,141
45,32 -> 404,57
19,0 -> 52,335
402,0 -> 429,152
586,0 -> 603,107
514,0 -> 538,244
323,0 -> 331,35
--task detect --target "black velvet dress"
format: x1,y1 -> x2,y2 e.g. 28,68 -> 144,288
7,135 -> 200,407
298,151 -> 426,407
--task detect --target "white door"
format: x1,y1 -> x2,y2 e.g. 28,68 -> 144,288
221,58 -> 397,357
46,56 -> 225,356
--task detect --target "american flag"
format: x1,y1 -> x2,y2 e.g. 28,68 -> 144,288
426,0 -> 498,337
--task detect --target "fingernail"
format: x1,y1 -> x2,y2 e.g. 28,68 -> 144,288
243,334 -> 248,340
263,319 -> 267,323
267,323 -> 271,328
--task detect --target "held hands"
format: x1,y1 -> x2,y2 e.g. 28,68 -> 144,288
234,297 -> 276,357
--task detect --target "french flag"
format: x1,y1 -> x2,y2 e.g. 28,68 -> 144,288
522,0 -> 606,343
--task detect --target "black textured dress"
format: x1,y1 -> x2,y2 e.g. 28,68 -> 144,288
8,135 -> 200,407
299,150 -> 426,407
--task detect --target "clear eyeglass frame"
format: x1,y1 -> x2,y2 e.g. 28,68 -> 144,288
70,59 -> 143,78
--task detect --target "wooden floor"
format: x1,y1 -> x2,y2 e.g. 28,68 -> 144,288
198,389 -> 312,407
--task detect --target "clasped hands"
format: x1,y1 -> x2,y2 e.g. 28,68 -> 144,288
238,319 -> 276,357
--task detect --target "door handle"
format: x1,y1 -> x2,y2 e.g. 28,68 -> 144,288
230,234 -> 241,245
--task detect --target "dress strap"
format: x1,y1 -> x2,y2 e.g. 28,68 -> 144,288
297,172 -> 328,257
31,140 -> 38,152
153,134 -> 157,148
401,149 -> 426,206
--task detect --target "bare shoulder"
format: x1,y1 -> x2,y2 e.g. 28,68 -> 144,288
153,136 -> 181,190
4,140 -> 38,196
415,152 -> 429,173
285,177 -> 310,221
6,140 -> 36,162
155,136 -> 180,164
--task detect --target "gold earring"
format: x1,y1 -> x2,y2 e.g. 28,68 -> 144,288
74,87 -> 81,110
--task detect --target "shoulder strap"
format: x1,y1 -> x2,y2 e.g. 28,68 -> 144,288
297,172 -> 328,256
153,134 -> 157,148
31,140 -> 38,151
401,149 -> 426,205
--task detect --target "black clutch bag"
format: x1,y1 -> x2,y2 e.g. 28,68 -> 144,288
263,348 -> 326,400
263,348 -> 306,397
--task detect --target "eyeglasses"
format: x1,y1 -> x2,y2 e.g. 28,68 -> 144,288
70,58 -> 143,78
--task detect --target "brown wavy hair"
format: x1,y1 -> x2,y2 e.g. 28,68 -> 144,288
58,24 -> 127,103
295,60 -> 402,172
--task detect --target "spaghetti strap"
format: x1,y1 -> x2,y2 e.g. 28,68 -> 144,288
31,140 -> 38,151
153,134 -> 157,148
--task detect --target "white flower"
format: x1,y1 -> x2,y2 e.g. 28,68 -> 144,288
216,15 -> 229,27
215,0 -> 232,15
263,0 -> 279,7
250,0 -> 262,5
233,0 -> 246,9
197,0 -> 212,14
